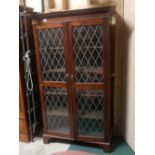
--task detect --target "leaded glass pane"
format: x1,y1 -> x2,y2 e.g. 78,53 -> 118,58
38,28 -> 65,81
73,25 -> 104,83
76,89 -> 104,137
44,87 -> 69,133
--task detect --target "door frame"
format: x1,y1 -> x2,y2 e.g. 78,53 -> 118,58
33,22 -> 74,139
68,18 -> 111,142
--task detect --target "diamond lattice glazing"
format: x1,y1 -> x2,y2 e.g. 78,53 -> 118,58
44,87 -> 69,132
38,28 -> 65,81
76,89 -> 104,137
73,25 -> 104,83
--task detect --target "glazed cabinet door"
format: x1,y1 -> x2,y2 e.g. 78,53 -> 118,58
69,19 -> 111,142
33,23 -> 73,138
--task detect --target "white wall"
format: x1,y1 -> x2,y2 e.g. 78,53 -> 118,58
121,0 -> 135,151
69,0 -> 88,9
25,0 -> 42,12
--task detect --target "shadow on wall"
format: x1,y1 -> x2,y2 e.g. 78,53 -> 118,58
111,10 -> 134,139
120,13 -> 134,140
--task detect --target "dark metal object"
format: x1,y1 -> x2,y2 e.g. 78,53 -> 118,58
20,13 -> 33,142
19,1 -> 37,142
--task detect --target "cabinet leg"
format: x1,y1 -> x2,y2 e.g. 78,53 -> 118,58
103,145 -> 111,153
100,143 -> 111,153
43,137 -> 49,144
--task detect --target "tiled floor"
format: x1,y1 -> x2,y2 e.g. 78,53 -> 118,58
19,137 -> 70,155
19,137 -> 135,155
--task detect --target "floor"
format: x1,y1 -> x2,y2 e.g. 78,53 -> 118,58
19,137 -> 135,155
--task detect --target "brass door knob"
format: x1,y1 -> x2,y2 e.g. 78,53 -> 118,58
65,73 -> 69,80
71,74 -> 74,80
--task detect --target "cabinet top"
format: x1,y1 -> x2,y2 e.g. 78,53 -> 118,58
29,5 -> 115,20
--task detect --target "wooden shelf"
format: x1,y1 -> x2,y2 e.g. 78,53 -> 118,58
45,67 -> 103,74
45,90 -> 103,96
47,67 -> 103,74
74,46 -> 103,49
75,67 -> 103,74
47,110 -> 103,119
45,91 -> 67,95
40,47 -> 64,50
79,93 -> 103,97
79,112 -> 103,119
47,68 -> 66,73
78,91 -> 104,97
40,48 -> 64,55
46,110 -> 68,116
50,126 -> 69,133
78,130 -> 104,137
45,91 -> 103,97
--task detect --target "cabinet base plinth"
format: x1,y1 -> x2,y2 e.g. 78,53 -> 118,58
43,134 -> 111,153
